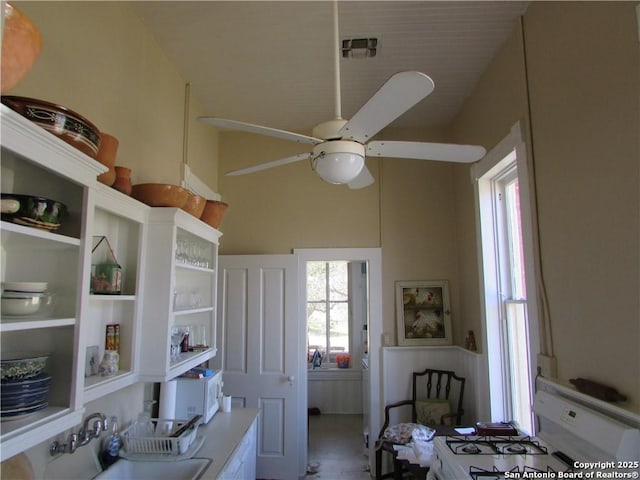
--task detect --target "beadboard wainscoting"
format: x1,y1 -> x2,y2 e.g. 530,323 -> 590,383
308,369 -> 363,414
381,346 -> 488,428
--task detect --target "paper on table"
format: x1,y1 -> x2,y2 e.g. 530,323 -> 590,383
394,443 -> 433,468
454,427 -> 476,435
412,440 -> 434,462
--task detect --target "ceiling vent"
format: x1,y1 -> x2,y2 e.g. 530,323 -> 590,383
341,37 -> 378,58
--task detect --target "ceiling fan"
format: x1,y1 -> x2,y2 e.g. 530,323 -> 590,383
199,2 -> 486,189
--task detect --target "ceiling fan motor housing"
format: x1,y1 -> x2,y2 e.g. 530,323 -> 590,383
312,119 -> 348,140
312,140 -> 365,184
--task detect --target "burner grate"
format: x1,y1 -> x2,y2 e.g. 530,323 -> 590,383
494,437 -> 548,455
446,435 -> 548,455
450,440 -> 498,455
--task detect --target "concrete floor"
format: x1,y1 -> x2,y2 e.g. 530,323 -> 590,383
306,413 -> 371,479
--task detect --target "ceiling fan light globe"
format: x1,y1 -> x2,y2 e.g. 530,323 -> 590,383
312,140 -> 366,184
315,152 -> 365,184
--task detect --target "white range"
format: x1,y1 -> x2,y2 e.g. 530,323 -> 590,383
428,380 -> 640,479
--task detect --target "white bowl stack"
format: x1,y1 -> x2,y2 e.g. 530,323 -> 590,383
1,282 -> 53,317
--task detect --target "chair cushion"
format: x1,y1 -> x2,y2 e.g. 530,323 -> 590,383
383,423 -> 435,444
416,399 -> 451,426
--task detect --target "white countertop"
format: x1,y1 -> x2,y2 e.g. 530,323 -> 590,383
196,407 -> 259,479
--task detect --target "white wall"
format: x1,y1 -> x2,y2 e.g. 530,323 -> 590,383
308,370 -> 363,415
380,346 -> 486,437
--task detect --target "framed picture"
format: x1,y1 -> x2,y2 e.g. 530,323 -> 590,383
396,280 -> 452,346
85,345 -> 100,377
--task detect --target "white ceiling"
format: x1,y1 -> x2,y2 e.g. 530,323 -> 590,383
131,1 -> 529,136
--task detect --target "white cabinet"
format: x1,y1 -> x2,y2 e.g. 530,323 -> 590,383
0,104 -> 221,461
138,208 -> 221,382
81,184 -> 149,403
0,105 -> 104,461
218,418 -> 257,480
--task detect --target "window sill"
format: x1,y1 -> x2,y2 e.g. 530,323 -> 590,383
307,368 -> 362,380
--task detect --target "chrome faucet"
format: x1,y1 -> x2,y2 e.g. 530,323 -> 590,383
78,412 -> 108,446
49,433 -> 78,455
50,413 -> 108,456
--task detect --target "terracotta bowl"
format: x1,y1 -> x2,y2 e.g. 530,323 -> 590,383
130,183 -> 188,208
200,200 -> 228,229
1,2 -> 43,93
96,132 -> 119,186
1,96 -> 100,158
182,192 -> 206,218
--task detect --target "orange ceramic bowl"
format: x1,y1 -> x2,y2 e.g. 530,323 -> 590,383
182,192 -> 206,218
130,183 -> 188,208
200,200 -> 228,229
1,3 -> 42,93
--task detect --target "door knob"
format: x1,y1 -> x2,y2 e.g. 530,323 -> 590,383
287,375 -> 295,385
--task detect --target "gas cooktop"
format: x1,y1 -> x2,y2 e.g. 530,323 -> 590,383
433,434 -> 572,479
445,435 -> 549,456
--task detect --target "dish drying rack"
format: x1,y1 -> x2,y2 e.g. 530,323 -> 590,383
121,417 -> 201,457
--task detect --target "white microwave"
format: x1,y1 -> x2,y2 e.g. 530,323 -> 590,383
174,370 -> 223,424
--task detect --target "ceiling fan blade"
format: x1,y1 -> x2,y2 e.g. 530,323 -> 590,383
199,117 -> 321,145
367,141 -> 486,163
226,152 -> 311,176
347,166 -> 374,190
338,71 -> 435,143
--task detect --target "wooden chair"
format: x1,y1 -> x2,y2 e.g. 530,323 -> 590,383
375,368 -> 466,480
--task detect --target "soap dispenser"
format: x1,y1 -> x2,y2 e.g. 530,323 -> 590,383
99,416 -> 122,469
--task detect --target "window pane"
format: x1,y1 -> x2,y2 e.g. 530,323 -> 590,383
329,302 -> 349,352
505,179 -> 526,299
329,261 -> 348,301
307,261 -> 326,301
307,302 -> 326,355
505,301 -> 533,434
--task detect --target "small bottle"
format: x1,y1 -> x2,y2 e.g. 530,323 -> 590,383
99,416 -> 121,469
180,326 -> 190,352
466,330 -> 477,351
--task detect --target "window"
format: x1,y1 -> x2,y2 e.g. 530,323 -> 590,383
496,169 -> 533,434
306,261 -> 350,365
474,123 -> 540,435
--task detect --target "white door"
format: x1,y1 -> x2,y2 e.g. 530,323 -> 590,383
217,255 -> 299,479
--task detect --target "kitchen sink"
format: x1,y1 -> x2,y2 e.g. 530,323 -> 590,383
93,458 -> 212,480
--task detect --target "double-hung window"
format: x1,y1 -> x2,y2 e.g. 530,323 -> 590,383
474,123 -> 541,435
306,261 -> 350,365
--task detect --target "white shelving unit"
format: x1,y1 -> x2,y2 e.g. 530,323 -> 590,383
138,208 -> 221,383
0,104 -> 222,461
81,183 -> 149,403
0,105 -> 104,461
